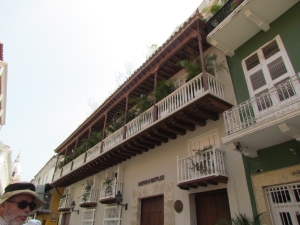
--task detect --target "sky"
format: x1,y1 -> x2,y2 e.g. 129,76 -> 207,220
0,0 -> 204,182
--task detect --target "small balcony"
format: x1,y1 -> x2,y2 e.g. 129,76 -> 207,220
223,75 -> 300,154
79,186 -> 99,208
177,146 -> 227,190
35,193 -> 52,214
206,0 -> 299,56
52,73 -> 232,186
99,179 -> 123,204
58,194 -> 72,211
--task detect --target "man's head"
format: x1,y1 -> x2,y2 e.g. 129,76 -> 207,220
0,182 -> 45,225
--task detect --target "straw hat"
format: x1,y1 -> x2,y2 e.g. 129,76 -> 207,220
0,182 -> 45,210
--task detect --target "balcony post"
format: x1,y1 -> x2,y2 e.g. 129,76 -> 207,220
197,32 -> 208,91
101,114 -> 107,153
52,154 -> 60,182
153,72 -> 158,121
123,95 -> 129,140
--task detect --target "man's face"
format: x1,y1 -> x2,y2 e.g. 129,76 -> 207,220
1,194 -> 34,225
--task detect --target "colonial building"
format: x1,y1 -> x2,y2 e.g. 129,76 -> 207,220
0,42 -> 9,194
45,2 -> 256,225
0,141 -> 11,195
31,155 -> 64,225
0,43 -> 7,130
206,0 -> 300,224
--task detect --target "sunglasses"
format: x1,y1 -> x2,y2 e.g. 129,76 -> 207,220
6,200 -> 36,210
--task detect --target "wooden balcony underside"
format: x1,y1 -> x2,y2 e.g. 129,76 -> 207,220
79,202 -> 97,208
99,197 -> 116,204
51,94 -> 232,187
58,207 -> 70,212
177,175 -> 228,190
35,210 -> 52,215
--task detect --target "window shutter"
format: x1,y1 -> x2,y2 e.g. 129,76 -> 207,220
267,57 -> 288,80
262,40 -> 280,59
250,69 -> 266,91
245,53 -> 260,71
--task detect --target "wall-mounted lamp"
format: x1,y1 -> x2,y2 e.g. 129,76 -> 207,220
290,148 -> 297,155
70,201 -> 79,214
115,191 -> 127,210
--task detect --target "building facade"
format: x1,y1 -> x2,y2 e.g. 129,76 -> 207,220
42,3 -> 259,225
0,141 -> 11,195
206,0 -> 300,224
31,155 -> 64,225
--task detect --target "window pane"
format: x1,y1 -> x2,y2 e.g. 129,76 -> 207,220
245,53 -> 260,71
268,57 -> 288,80
262,40 -> 280,59
250,70 -> 266,91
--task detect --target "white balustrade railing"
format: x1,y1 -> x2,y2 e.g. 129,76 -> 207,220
99,180 -> 123,200
224,75 -> 300,135
157,73 -> 224,119
53,73 -> 226,182
53,168 -> 62,181
72,154 -> 85,170
177,147 -> 226,183
126,107 -> 154,138
58,194 -> 72,209
61,161 -> 72,176
102,127 -> 124,152
79,187 -> 99,204
86,143 -> 101,162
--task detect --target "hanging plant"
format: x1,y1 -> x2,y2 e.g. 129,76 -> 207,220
189,145 -> 213,174
102,178 -> 113,196
177,53 -> 228,81
81,180 -> 93,203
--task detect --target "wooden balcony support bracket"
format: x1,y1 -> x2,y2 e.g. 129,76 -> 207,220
110,152 -> 131,160
122,146 -> 143,155
198,183 -> 208,187
195,107 -> 219,121
140,136 -> 161,146
162,123 -> 186,136
170,118 -> 195,131
146,132 -> 168,143
208,181 -> 218,185
127,143 -> 148,152
133,140 -> 154,149
179,112 -> 206,127
103,156 -> 122,164
117,149 -> 136,157
154,129 -> 176,140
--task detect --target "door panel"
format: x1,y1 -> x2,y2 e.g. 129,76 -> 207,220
141,195 -> 164,225
196,189 -> 230,225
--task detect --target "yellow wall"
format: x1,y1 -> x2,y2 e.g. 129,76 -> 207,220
36,187 -> 64,225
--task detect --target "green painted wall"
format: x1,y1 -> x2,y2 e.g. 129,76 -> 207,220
227,1 -> 300,104
249,140 -> 300,174
226,2 -> 300,220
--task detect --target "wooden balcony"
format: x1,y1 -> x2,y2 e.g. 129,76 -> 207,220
35,193 -> 52,215
177,146 -> 228,190
223,75 -> 300,155
99,180 -> 123,204
58,194 -> 72,212
79,187 -> 99,208
51,73 -> 232,187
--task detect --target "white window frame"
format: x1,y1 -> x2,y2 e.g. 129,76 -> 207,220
103,206 -> 121,225
242,35 -> 296,98
265,182 -> 300,225
82,209 -> 95,225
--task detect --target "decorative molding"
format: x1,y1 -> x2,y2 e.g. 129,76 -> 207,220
244,9 -> 270,31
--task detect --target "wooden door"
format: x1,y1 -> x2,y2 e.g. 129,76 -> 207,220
141,195 -> 164,225
62,213 -> 71,225
195,189 -> 230,225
